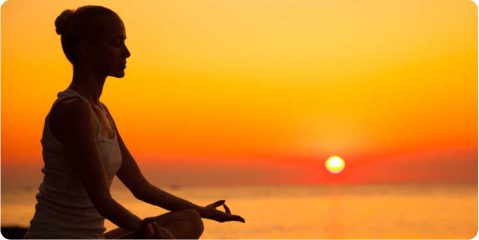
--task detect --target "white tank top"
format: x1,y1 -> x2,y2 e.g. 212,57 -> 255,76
24,89 -> 123,239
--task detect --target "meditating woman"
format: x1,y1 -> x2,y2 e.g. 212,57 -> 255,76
24,5 -> 244,239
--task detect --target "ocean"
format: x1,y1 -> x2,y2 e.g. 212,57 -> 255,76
2,183 -> 477,238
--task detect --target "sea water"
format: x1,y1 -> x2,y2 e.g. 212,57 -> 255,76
2,183 -> 477,238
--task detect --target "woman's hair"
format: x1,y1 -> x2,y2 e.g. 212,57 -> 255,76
55,6 -> 120,64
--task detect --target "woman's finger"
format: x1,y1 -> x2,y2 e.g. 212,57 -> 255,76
159,227 -> 176,239
207,200 -> 225,208
228,214 -> 245,223
223,203 -> 231,214
152,221 -> 162,238
145,222 -> 154,238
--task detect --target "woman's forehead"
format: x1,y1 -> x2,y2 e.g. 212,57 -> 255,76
104,18 -> 126,38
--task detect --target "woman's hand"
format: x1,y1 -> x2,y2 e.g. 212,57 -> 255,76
202,200 -> 245,223
139,217 -> 175,239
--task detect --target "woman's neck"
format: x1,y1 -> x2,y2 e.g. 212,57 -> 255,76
69,66 -> 106,105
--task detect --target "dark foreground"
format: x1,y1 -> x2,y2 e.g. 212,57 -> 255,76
1,226 -> 27,239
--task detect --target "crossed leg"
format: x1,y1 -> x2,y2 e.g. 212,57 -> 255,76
104,209 -> 204,239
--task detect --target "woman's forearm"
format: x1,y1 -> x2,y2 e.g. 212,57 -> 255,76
96,196 -> 142,233
137,184 -> 205,215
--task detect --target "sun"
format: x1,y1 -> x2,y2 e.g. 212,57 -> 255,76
325,156 -> 345,174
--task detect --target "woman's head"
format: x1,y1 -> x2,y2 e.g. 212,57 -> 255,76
55,6 -> 130,78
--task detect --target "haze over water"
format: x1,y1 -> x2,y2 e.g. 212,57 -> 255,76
3,180 -> 477,239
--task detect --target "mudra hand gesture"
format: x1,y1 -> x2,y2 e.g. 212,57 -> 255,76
203,200 -> 245,223
140,217 -> 176,239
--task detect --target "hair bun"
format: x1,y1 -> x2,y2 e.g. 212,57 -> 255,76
55,9 -> 75,35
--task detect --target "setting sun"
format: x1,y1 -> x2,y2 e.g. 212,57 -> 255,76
325,156 -> 345,174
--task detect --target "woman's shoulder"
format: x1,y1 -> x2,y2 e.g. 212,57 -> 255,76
49,97 -> 96,142
52,97 -> 91,119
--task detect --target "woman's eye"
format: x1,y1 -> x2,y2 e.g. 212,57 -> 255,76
112,40 -> 123,46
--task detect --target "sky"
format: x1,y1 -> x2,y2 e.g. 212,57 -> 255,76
1,0 -> 477,186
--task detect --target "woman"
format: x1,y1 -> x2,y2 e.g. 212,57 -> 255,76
24,5 -> 244,239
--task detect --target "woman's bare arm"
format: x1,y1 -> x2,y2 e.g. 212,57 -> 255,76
110,117 -> 204,212
50,98 -> 142,233
103,104 -> 245,223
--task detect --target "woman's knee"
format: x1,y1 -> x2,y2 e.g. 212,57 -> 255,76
179,209 -> 204,237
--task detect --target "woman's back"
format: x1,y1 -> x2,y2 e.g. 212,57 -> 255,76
24,89 -> 122,239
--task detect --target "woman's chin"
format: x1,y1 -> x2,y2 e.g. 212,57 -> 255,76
110,71 -> 125,78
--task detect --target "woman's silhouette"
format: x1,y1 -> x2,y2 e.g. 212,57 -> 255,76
24,5 -> 244,239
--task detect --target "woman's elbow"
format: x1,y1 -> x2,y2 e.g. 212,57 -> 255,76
132,184 -> 152,201
91,193 -> 115,215
132,190 -> 145,201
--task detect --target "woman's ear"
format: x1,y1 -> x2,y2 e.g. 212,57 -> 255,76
76,41 -> 93,61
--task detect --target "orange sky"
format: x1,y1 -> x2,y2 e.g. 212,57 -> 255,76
1,0 -> 477,185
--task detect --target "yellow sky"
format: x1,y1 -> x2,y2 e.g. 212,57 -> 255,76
1,0 -> 477,183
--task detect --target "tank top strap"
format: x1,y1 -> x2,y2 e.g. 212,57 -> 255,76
99,102 -> 117,136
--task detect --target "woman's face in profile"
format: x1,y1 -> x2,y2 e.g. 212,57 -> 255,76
90,16 -> 131,78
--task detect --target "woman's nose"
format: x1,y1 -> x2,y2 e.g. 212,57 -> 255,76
123,46 -> 131,58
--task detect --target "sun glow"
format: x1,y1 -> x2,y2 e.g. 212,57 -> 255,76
325,156 -> 345,174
